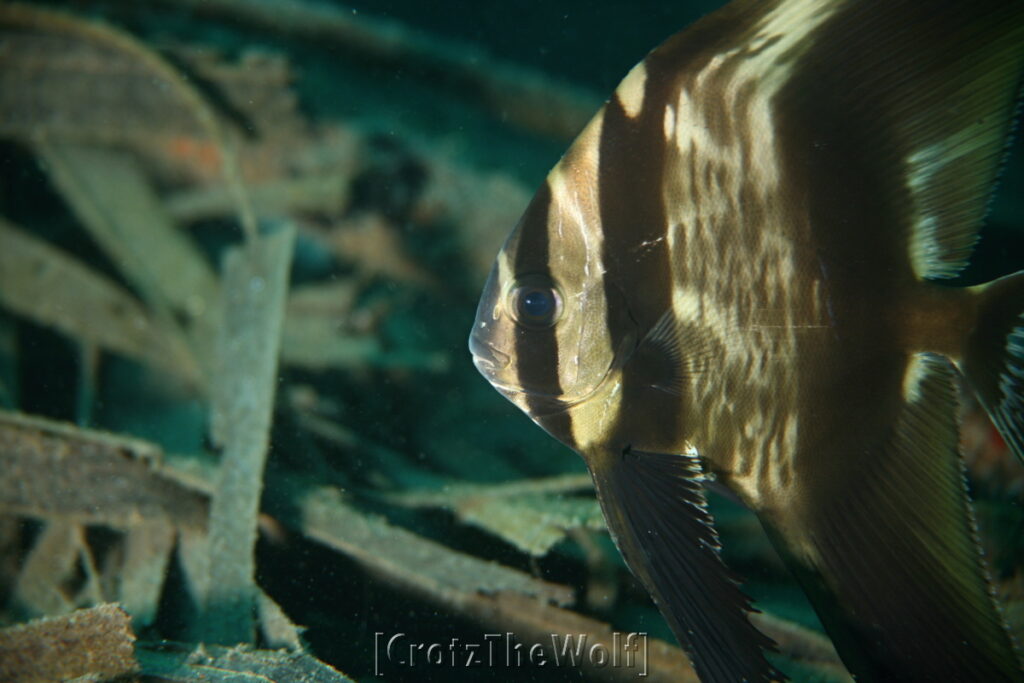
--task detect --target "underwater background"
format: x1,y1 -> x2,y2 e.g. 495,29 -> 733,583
0,1 -> 1021,680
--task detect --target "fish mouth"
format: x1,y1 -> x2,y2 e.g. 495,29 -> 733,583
468,334 -> 635,421
469,334 -> 569,416
468,333 -> 511,375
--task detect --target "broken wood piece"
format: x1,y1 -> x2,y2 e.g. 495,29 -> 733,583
281,282 -> 449,372
389,474 -> 598,556
280,483 -> 575,608
0,218 -> 202,387
0,603 -> 138,683
10,521 -> 81,618
280,314 -> 382,371
37,143 -> 220,338
170,45 -> 309,144
119,519 -> 177,627
0,3 -> 258,239
0,6 -> 212,145
37,143 -> 220,321
204,223 -> 296,645
166,171 -> 355,222
393,473 -> 594,505
176,528 -> 211,627
410,160 -> 532,284
1,10 -> 309,187
455,494 -> 604,557
327,214 -> 439,288
0,410 -> 209,529
257,590 -> 306,652
136,640 -> 354,682
38,143 -> 220,385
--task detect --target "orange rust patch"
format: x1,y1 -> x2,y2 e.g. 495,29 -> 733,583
163,136 -> 223,178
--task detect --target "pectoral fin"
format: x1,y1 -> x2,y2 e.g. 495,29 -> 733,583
628,309 -> 717,398
587,446 -> 784,682
764,353 -> 1022,681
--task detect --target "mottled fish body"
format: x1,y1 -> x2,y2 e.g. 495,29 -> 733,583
470,0 -> 1024,680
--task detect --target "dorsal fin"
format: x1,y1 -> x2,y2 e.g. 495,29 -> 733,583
898,4 -> 1024,279
776,0 -> 1024,280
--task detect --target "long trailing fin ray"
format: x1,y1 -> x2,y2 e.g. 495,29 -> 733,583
777,0 -> 1024,280
766,353 -> 1022,681
589,448 -> 784,682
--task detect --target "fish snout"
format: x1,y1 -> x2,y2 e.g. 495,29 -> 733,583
469,333 -> 511,377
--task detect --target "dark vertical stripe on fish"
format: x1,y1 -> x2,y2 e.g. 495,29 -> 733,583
597,64 -> 680,451
510,181 -> 573,441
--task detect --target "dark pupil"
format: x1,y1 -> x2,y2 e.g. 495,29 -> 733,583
520,289 -> 553,319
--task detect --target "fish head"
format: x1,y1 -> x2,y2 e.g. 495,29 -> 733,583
469,115 -> 639,445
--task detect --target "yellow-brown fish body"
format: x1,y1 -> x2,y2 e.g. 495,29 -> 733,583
470,0 -> 1024,680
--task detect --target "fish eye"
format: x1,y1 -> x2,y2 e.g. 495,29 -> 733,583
508,279 -> 563,329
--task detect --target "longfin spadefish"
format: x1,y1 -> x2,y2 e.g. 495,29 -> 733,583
765,354 -> 1022,681
588,448 -> 785,682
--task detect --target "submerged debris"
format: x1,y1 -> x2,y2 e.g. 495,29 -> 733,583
0,604 -> 138,682
204,225 -> 295,645
137,641 -> 354,683
390,474 -> 602,556
0,411 -> 208,529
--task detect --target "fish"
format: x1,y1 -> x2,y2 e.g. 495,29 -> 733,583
468,0 -> 1024,680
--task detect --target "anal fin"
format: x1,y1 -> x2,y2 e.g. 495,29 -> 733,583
587,446 -> 784,682
765,353 -> 1022,681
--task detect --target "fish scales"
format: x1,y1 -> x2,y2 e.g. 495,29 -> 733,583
619,0 -> 830,510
